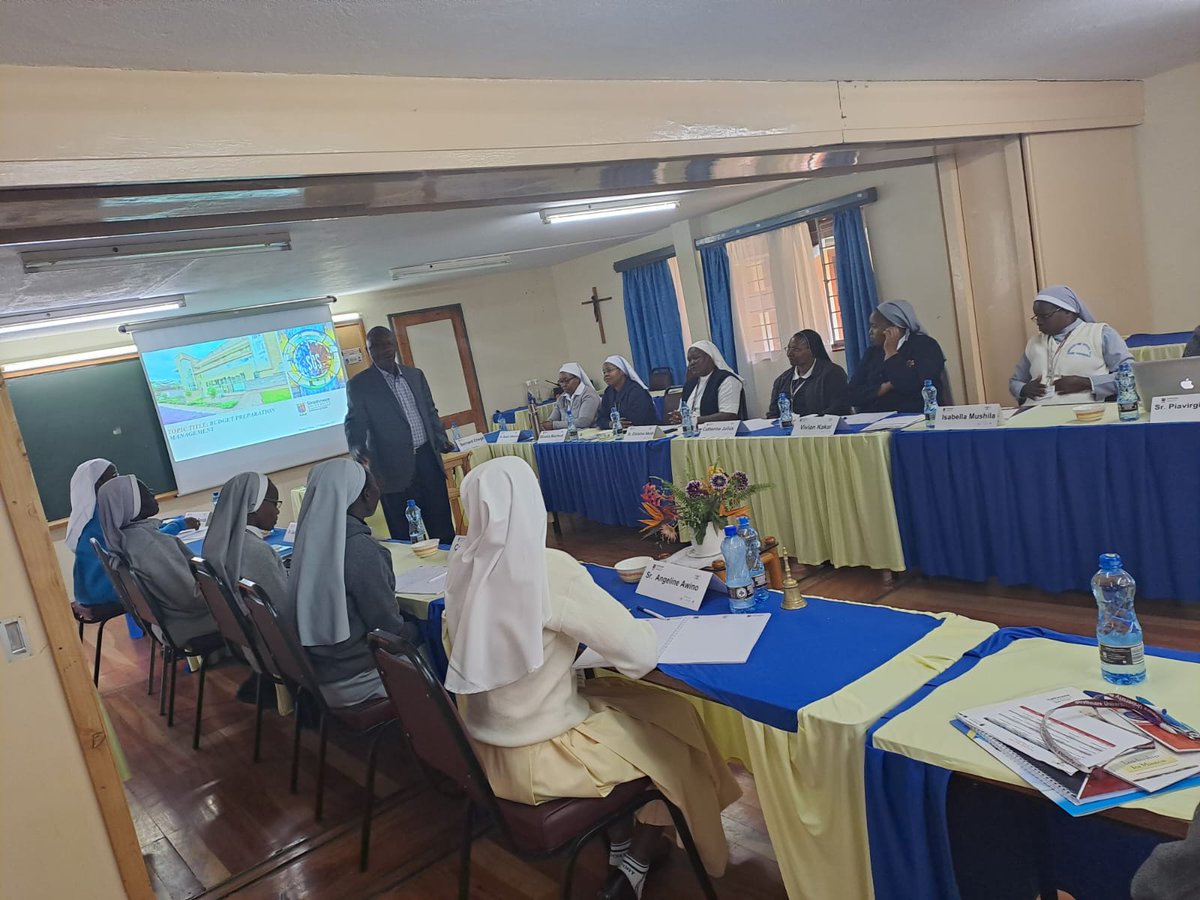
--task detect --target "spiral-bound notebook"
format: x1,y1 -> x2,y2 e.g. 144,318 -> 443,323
575,613 -> 770,668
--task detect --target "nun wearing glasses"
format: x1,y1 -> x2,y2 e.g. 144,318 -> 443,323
545,362 -> 602,430
1009,285 -> 1133,405
202,472 -> 289,609
596,355 -> 659,427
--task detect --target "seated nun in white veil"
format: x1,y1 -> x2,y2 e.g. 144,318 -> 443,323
444,456 -> 740,898
289,458 -> 420,708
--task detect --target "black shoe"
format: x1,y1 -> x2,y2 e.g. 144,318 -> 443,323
235,673 -> 261,705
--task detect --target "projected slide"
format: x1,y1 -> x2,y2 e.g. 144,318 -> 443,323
142,323 -> 348,462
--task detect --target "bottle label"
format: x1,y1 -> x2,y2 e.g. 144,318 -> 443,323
728,582 -> 754,601
1100,643 -> 1145,666
1118,400 -> 1138,415
752,571 -> 768,589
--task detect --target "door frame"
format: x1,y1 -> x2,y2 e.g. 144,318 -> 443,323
388,304 -> 487,434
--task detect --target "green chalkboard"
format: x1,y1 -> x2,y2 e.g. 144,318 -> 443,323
9,358 -> 176,522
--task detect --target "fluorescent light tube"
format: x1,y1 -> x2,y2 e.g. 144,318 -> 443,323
2,346 -> 136,373
540,198 -> 680,224
331,312 -> 362,323
391,254 -> 511,279
21,233 -> 291,273
0,297 -> 185,336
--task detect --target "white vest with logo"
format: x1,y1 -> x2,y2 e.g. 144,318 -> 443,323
1023,321 -> 1108,405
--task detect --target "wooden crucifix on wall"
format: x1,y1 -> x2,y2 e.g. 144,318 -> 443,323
581,286 -> 612,344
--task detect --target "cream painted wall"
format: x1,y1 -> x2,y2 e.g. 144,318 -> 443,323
1136,61 -> 1200,332
0,491 -> 128,896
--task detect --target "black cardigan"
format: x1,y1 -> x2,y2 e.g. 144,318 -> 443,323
596,380 -> 659,426
848,333 -> 947,413
765,358 -> 851,418
681,368 -> 748,418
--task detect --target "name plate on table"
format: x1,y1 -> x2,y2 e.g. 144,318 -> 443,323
789,415 -> 839,437
934,404 -> 1002,430
449,534 -> 467,554
740,418 -> 774,432
698,421 -> 740,439
623,425 -> 661,441
455,432 -> 488,453
1150,394 -> 1200,423
283,521 -> 297,542
496,430 -> 522,444
538,428 -> 568,444
636,561 -> 712,611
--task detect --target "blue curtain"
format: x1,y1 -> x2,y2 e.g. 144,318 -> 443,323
834,207 -> 880,376
621,260 -> 687,384
699,245 -> 738,373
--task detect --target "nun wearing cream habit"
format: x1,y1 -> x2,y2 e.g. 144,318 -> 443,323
289,458 -> 419,708
546,362 -> 602,429
444,457 -> 740,896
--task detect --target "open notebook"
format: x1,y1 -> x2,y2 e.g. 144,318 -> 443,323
574,613 -> 769,668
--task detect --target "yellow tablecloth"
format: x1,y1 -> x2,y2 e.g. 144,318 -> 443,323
384,542 -> 446,618
670,433 -> 906,572
469,439 -> 538,476
873,638 -> 1200,824
1131,343 -> 1185,362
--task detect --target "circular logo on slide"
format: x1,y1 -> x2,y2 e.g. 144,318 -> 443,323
283,329 -> 342,390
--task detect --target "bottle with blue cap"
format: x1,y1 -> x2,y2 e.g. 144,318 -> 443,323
450,421 -> 463,445
610,406 -> 623,438
777,392 -> 793,429
405,499 -> 428,544
922,379 -> 938,429
1092,552 -> 1146,685
737,515 -> 770,603
565,406 -> 578,442
680,401 -> 697,437
721,524 -> 756,613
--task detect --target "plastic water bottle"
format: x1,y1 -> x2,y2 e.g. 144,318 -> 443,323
610,406 -> 623,438
680,401 -> 697,437
737,516 -> 770,603
1091,553 -> 1146,685
922,379 -> 938,429
565,406 -> 579,442
211,490 -> 220,510
721,525 -> 756,612
450,421 -> 463,444
405,499 -> 428,543
1116,361 -> 1140,422
777,392 -> 793,428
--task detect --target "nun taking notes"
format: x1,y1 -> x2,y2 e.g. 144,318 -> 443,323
596,355 -> 659,427
444,457 -> 740,899
848,300 -> 948,414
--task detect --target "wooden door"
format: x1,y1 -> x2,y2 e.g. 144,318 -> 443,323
334,320 -> 371,380
389,304 -> 486,434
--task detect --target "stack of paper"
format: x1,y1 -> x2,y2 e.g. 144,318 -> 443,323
392,565 -> 449,595
574,612 -> 769,668
955,688 -> 1200,813
864,414 -> 924,432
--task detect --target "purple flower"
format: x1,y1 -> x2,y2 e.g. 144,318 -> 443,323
685,480 -> 705,498
731,471 -> 749,490
710,472 -> 729,490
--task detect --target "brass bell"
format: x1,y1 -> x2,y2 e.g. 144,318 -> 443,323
779,546 -> 807,610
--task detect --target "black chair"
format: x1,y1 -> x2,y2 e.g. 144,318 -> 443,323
239,578 -> 397,870
661,387 -> 684,420
91,538 -> 162,698
648,367 -> 675,392
369,630 -> 717,900
70,588 -> 127,687
190,557 -> 288,756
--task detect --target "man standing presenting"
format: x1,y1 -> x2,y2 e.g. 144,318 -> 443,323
344,326 -> 456,543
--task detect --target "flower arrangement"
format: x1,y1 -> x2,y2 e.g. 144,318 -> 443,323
639,464 -> 768,545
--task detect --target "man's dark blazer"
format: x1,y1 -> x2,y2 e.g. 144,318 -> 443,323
344,364 -> 450,494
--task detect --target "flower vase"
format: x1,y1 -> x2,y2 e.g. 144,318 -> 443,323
687,521 -> 726,560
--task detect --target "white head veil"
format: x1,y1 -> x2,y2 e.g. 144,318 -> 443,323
66,458 -> 114,552
202,472 -> 269,594
444,457 -> 553,695
96,475 -> 142,560
687,340 -> 742,381
1034,285 -> 1096,324
603,355 -> 648,390
289,459 -> 366,647
557,362 -> 594,391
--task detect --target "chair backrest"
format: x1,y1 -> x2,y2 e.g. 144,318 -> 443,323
191,557 -> 280,677
661,387 -> 684,418
238,578 -> 325,709
90,537 -> 135,611
370,630 -> 502,819
649,367 -> 675,392
99,543 -> 173,644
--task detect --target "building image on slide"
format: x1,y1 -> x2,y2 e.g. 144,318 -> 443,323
176,334 -> 287,405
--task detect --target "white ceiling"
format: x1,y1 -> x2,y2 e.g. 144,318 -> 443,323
2,0 -> 1198,80
0,181 -> 786,319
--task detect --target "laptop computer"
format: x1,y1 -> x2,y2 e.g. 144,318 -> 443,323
1132,357 -> 1200,401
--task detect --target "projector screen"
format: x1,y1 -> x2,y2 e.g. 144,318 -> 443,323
133,304 -> 349,494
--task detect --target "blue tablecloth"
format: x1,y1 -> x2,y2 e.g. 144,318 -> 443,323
535,438 -> 674,527
1126,331 -> 1194,348
864,627 -> 1200,900
183,526 -> 292,558
891,421 -> 1200,602
585,564 -> 944,731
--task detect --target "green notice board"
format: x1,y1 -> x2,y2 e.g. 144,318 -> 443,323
9,358 -> 176,522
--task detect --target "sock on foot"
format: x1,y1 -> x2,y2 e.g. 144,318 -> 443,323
617,854 -> 650,899
608,838 -> 632,868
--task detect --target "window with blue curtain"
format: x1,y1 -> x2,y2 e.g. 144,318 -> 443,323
833,206 -> 880,376
621,260 -> 687,384
699,245 -> 738,373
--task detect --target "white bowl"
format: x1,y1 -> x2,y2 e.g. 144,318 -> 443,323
615,555 -> 655,583
1072,404 -> 1105,423
411,538 -> 440,558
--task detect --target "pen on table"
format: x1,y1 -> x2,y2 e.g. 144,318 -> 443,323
635,606 -> 667,620
1137,697 -> 1200,738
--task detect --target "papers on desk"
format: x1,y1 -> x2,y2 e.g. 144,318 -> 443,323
842,412 -> 893,426
574,613 -> 770,668
184,511 -> 211,526
283,521 -> 297,543
180,526 -> 208,543
392,565 -> 449,595
740,418 -> 774,432
954,688 -> 1200,812
863,414 -> 923,432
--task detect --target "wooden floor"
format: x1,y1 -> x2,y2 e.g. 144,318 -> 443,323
88,515 -> 1200,899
